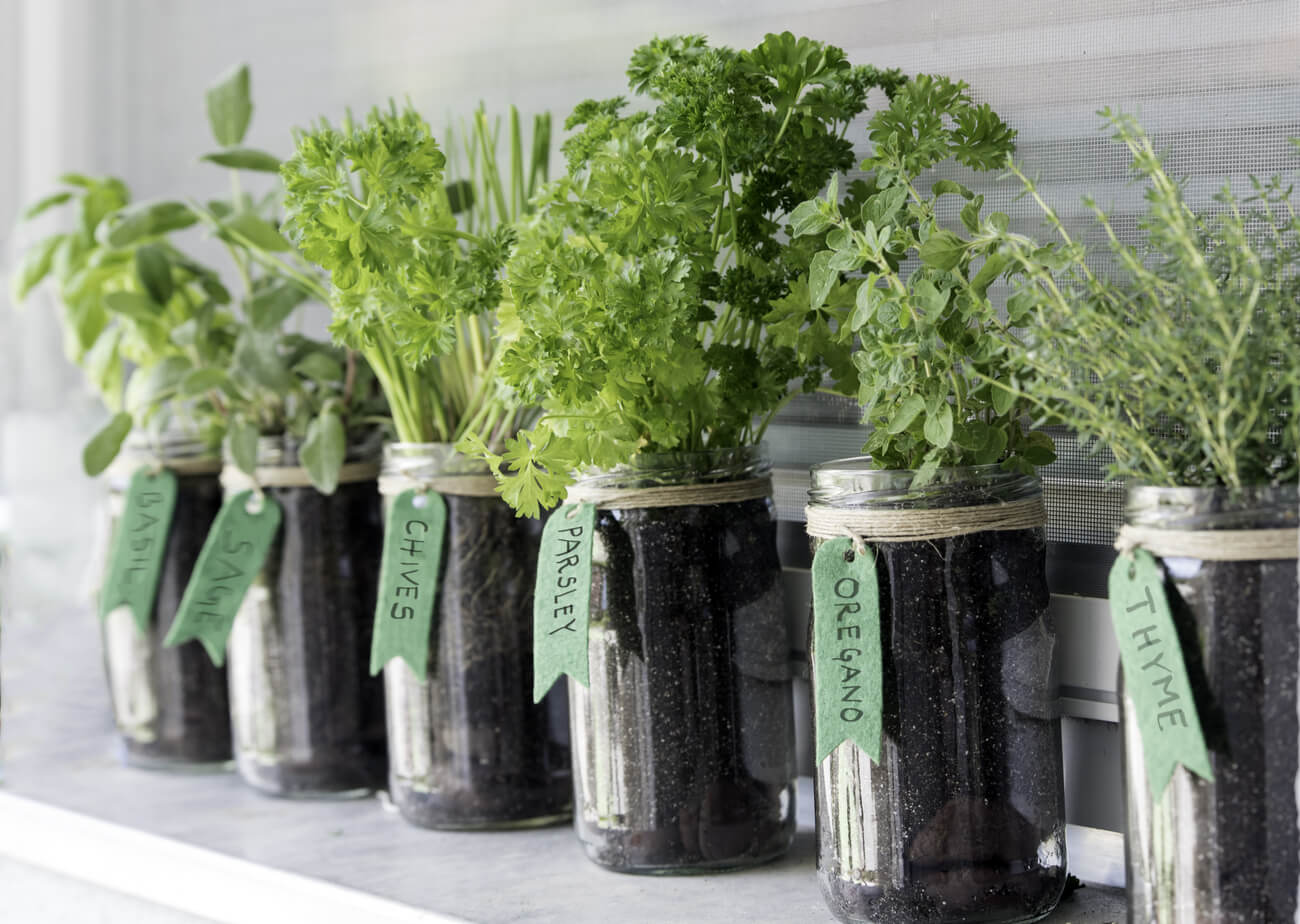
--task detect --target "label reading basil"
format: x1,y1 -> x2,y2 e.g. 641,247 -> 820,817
1109,549 -> 1214,800
812,536 -> 882,764
532,502 -> 595,702
166,489 -> 282,666
100,467 -> 178,632
369,489 -> 447,680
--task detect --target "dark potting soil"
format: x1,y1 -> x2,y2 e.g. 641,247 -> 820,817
818,526 -> 1066,923
1124,556 -> 1299,923
572,498 -> 797,872
387,495 -> 572,828
112,471 -> 233,767
230,478 -> 387,796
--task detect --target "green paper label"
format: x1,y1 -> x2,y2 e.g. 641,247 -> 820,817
532,502 -> 595,702
1109,549 -> 1214,800
100,467 -> 178,632
369,489 -> 447,680
812,537 -> 882,764
166,490 -> 282,666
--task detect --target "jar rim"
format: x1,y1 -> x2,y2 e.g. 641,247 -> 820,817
808,458 -> 1040,508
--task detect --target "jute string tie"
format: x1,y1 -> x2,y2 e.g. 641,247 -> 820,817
1114,524 -> 1298,562
804,494 -> 1047,552
221,461 -> 381,496
565,477 -> 772,510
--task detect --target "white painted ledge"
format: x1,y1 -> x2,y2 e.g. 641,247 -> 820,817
0,609 -> 1127,923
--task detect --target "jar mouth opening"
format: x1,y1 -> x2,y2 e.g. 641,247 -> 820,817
808,458 -> 1041,508
574,444 -> 771,490
234,428 -> 384,467
1125,482 -> 1299,530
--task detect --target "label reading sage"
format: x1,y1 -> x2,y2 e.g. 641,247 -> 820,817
166,489 -> 282,666
369,489 -> 447,680
812,536 -> 882,764
1109,549 -> 1214,800
100,467 -> 178,632
532,502 -> 595,702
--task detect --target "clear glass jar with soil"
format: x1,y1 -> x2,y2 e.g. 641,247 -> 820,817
1121,484 -> 1299,924
568,446 -> 797,874
380,443 -> 572,829
808,460 -> 1066,924
226,433 -> 388,798
101,435 -> 233,769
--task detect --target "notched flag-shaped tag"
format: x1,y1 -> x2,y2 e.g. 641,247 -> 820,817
1108,548 -> 1214,801
532,502 -> 595,702
369,489 -> 447,680
100,467 -> 178,632
166,489 -> 282,666
812,536 -> 882,764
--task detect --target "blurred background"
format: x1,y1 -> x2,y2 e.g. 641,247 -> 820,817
0,0 -> 1297,881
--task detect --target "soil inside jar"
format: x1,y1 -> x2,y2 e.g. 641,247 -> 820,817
820,524 -> 1066,923
387,494 -> 572,827
113,470 -> 233,766
574,497 -> 796,872
232,476 -> 387,796
1152,557 -> 1298,922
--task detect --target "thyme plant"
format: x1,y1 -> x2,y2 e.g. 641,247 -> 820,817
999,112 -> 1300,490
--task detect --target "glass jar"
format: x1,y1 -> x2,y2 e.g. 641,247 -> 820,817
226,433 -> 388,797
101,436 -> 232,769
809,460 -> 1066,924
568,446 -> 797,873
381,443 -> 571,829
1121,484 -> 1299,924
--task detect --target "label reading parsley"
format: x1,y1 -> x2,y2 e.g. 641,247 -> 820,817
1109,549 -> 1214,800
369,489 -> 447,680
532,502 -> 595,702
812,537 -> 882,764
100,467 -> 178,632
166,490 -> 281,666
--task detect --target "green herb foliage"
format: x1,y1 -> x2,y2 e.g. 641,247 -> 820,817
470,32 -> 905,516
13,64 -> 383,492
13,172 -> 237,476
790,75 -> 1053,485
996,112 -> 1300,490
280,104 -> 549,448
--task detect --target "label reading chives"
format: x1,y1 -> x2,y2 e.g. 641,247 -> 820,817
100,467 -> 178,632
1109,549 -> 1214,800
532,502 -> 596,702
166,489 -> 282,666
369,489 -> 447,680
812,536 -> 882,764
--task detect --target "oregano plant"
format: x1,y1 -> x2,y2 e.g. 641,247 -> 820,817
789,74 -> 1054,485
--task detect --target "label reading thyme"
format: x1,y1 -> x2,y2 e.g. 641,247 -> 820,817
369,489 -> 447,680
1109,549 -> 1214,800
812,536 -> 882,763
532,502 -> 596,702
100,467 -> 178,632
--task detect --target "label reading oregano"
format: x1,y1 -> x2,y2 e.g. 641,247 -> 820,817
369,489 -> 447,680
1109,549 -> 1214,800
166,489 -> 282,666
812,536 -> 882,764
100,467 -> 178,632
532,502 -> 595,702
